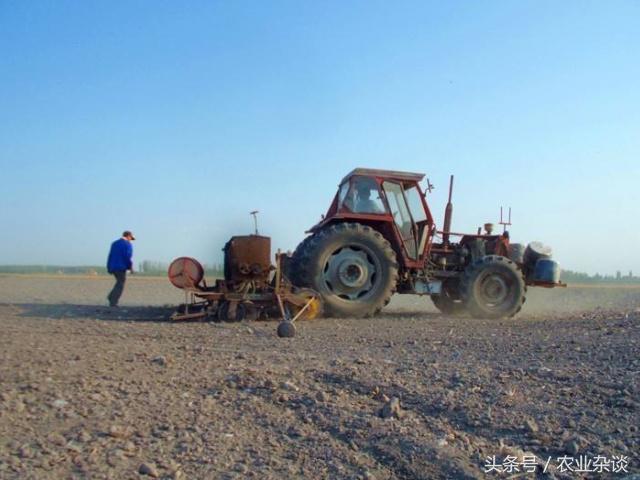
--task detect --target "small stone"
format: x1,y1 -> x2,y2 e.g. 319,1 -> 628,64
139,462 -> 160,477
281,381 -> 299,392
123,441 -> 136,453
380,397 -> 403,419
52,399 -> 68,409
18,444 -> 34,459
108,425 -> 132,439
106,449 -> 126,467
47,433 -> 66,446
315,391 -> 327,402
566,441 -> 579,455
620,398 -> 638,410
525,418 -> 539,433
151,356 -> 168,366
66,441 -> 82,453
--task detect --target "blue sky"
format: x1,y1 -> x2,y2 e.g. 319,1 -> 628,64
1,1 -> 638,275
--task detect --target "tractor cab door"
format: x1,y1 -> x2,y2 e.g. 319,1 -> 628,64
404,185 -> 430,258
382,181 -> 418,259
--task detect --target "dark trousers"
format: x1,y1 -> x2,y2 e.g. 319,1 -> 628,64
108,271 -> 127,306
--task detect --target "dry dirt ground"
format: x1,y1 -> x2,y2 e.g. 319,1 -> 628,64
0,274 -> 638,479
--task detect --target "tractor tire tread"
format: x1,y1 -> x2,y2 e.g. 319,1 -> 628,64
461,254 -> 526,319
291,222 -> 398,318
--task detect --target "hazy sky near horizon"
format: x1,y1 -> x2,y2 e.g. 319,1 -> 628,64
1,1 -> 638,275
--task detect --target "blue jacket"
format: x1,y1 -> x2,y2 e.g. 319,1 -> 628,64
107,238 -> 133,273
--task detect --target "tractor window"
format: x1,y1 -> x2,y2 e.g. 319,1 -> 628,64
405,186 -> 427,222
338,182 -> 350,206
383,181 -> 418,259
342,177 -> 386,214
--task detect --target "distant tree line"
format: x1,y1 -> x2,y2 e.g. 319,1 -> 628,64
560,269 -> 640,284
0,265 -> 107,275
0,261 -> 224,278
138,260 -> 224,278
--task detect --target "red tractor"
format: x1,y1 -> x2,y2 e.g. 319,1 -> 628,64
289,168 -> 562,319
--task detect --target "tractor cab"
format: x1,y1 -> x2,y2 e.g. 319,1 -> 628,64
311,168 -> 435,267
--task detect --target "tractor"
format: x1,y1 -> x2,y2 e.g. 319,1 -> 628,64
289,168 -> 563,319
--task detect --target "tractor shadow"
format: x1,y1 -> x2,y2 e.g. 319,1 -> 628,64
376,309 -> 443,321
3,303 -> 175,322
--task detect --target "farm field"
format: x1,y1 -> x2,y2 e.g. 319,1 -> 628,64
0,275 -> 638,479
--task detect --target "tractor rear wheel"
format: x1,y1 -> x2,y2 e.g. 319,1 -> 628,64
291,223 -> 398,318
431,280 -> 466,315
461,255 -> 526,319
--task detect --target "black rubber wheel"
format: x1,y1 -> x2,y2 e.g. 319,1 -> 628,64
217,302 -> 247,322
287,234 -> 315,286
277,321 -> 296,338
431,280 -> 466,315
291,223 -> 398,318
461,255 -> 526,319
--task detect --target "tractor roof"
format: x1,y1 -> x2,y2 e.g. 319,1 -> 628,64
341,168 -> 425,184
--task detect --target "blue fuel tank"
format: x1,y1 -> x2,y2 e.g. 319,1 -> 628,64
533,258 -> 560,283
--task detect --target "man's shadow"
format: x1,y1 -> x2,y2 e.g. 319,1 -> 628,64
2,303 -> 173,322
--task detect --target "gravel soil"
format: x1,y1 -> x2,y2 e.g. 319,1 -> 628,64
0,274 -> 638,479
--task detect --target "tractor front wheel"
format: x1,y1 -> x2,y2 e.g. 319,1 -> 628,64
461,255 -> 526,319
291,223 -> 398,318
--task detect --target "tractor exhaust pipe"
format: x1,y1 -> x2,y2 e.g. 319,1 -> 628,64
442,175 -> 454,245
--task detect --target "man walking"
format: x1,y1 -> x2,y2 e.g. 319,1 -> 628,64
107,230 -> 135,307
